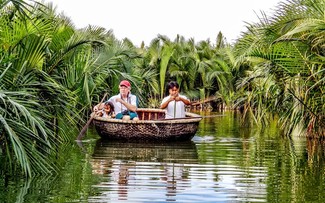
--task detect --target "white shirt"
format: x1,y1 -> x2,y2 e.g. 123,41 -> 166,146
161,95 -> 188,119
108,93 -> 137,114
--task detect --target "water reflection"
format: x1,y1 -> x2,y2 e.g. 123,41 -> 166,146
88,137 -> 271,202
2,113 -> 325,203
92,139 -> 199,164
306,139 -> 325,165
90,139 -> 199,202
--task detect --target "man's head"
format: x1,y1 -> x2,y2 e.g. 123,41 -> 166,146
119,80 -> 131,88
167,81 -> 179,96
119,80 -> 131,96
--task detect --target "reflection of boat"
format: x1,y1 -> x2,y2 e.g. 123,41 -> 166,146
90,139 -> 199,201
92,139 -> 199,164
93,108 -> 202,141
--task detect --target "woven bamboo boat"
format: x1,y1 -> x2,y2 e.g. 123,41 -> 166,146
93,108 -> 202,141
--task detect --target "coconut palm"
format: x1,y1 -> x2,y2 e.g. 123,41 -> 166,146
0,1 -> 61,176
146,35 -> 176,99
234,0 -> 325,137
0,1 -> 131,176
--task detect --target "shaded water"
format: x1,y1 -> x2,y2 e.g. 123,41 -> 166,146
1,112 -> 325,202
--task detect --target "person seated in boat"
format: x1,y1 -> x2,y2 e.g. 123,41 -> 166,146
97,101 -> 115,118
160,81 -> 191,119
94,80 -> 139,121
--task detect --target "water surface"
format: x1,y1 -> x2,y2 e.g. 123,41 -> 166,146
1,111 -> 324,202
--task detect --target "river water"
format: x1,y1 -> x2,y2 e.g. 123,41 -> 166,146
1,111 -> 325,202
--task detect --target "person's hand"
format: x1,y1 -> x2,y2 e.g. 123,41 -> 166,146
96,111 -> 103,116
170,94 -> 179,101
115,98 -> 123,103
175,96 -> 181,101
93,106 -> 99,112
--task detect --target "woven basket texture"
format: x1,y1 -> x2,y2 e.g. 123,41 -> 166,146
93,108 -> 202,141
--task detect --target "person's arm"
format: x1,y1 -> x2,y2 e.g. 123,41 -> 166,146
93,103 -> 105,112
160,96 -> 174,109
175,95 -> 191,105
93,97 -> 113,112
115,97 -> 137,112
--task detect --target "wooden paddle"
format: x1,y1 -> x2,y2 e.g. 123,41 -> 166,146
77,93 -> 108,140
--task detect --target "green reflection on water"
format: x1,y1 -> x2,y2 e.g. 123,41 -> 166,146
0,112 -> 324,202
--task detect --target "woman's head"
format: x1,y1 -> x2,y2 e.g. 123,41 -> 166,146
167,81 -> 179,96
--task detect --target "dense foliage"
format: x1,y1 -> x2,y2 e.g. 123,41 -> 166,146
0,0 -> 324,176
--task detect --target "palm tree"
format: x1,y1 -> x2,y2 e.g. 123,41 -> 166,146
234,0 -> 325,137
0,2 -> 61,176
0,1 -> 137,176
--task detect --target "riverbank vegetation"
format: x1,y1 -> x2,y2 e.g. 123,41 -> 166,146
0,0 -> 324,176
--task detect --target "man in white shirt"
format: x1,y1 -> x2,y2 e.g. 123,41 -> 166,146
160,81 -> 191,119
94,80 -> 139,121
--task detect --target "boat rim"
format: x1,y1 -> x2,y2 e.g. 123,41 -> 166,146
93,108 -> 202,124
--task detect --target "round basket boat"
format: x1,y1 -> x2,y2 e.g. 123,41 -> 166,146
93,108 -> 202,141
